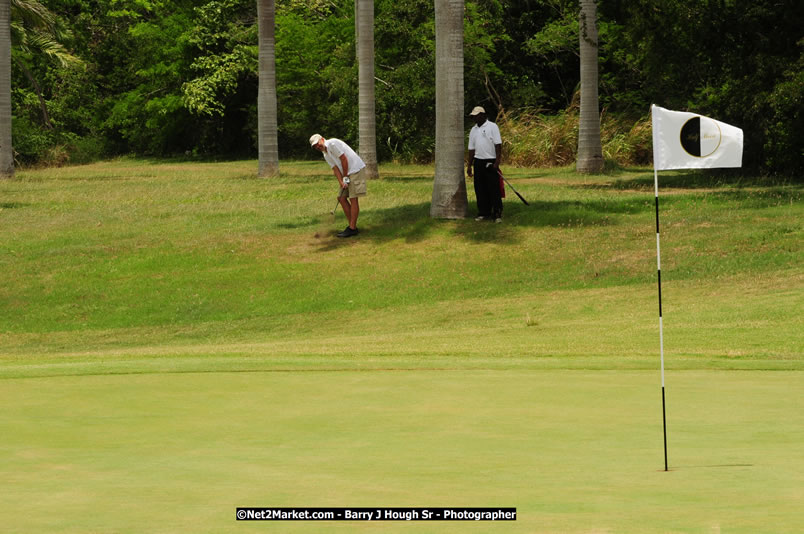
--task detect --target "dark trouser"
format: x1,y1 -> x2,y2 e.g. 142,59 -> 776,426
473,158 -> 502,218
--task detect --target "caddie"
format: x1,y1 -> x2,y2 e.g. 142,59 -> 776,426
466,106 -> 503,223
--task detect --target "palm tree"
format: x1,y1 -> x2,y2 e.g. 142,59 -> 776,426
0,0 -> 13,178
257,0 -> 279,177
576,0 -> 603,173
430,0 -> 467,219
11,0 -> 80,130
2,0 -> 77,176
357,0 -> 378,179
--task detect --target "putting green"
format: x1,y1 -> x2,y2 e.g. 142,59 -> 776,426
2,369 -> 801,533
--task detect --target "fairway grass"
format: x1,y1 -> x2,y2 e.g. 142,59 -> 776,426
1,271 -> 801,379
2,370 -> 802,533
1,159 -> 802,532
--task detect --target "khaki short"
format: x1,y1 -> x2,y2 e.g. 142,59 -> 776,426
345,167 -> 368,199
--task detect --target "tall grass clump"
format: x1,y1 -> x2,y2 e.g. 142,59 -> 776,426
599,112 -> 652,166
498,106 -> 652,168
498,108 -> 578,167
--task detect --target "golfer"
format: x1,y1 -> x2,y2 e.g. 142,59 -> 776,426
310,134 -> 367,238
466,106 -> 503,223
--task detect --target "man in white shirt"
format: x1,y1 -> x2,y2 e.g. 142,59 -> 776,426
466,106 -> 503,223
310,134 -> 367,238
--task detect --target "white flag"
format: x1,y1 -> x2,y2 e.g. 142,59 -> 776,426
651,105 -> 743,170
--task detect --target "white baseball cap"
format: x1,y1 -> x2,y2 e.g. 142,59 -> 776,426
469,106 -> 486,116
309,133 -> 323,147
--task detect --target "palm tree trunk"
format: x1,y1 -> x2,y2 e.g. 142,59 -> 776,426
0,0 -> 13,178
576,0 -> 604,174
257,0 -> 279,177
357,0 -> 379,179
431,0 -> 467,218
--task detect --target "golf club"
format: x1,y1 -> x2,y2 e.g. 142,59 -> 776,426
330,185 -> 347,215
315,186 -> 346,239
499,170 -> 529,206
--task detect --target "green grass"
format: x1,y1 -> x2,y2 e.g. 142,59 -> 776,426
2,371 -> 803,533
1,159 -> 800,360
0,159 -> 802,532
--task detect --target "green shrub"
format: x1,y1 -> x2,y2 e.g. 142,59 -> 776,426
62,134 -> 109,165
12,117 -> 56,165
763,68 -> 803,176
12,118 -> 109,167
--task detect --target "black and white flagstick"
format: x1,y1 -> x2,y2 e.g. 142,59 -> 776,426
654,168 -> 669,472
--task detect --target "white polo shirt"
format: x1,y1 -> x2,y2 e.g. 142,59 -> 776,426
468,120 -> 502,160
322,138 -> 366,176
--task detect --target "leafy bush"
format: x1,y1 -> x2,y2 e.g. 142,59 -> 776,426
11,117 -> 55,165
62,134 -> 108,165
762,54 -> 803,176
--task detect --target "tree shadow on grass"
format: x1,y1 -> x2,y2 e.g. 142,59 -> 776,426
578,169 -> 797,192
379,173 -> 436,183
309,195 -> 651,252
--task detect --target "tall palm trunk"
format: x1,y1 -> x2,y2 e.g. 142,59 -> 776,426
357,0 -> 379,179
257,0 -> 279,177
431,0 -> 467,218
576,0 -> 603,173
0,0 -> 13,178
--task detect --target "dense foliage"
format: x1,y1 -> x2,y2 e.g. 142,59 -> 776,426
10,0 -> 803,174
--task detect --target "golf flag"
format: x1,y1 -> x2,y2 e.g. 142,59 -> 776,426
651,105 -> 743,170
650,105 -> 743,470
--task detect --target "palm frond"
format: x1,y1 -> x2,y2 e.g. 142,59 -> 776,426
11,0 -> 59,33
24,31 -> 80,67
10,0 -> 80,67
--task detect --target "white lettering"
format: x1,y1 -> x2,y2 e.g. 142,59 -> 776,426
384,509 -> 418,520
345,510 -> 373,520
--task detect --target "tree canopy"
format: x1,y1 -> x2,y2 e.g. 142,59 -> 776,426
9,0 -> 803,175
